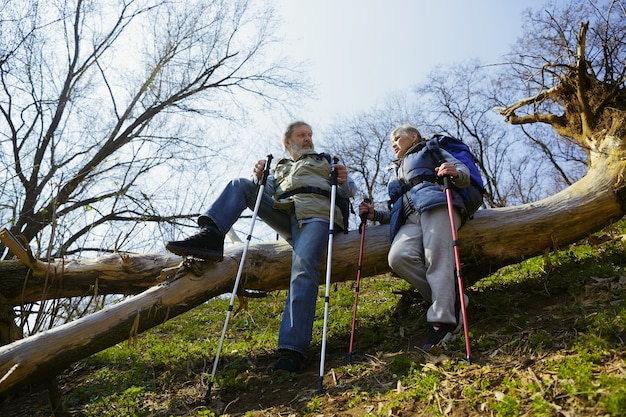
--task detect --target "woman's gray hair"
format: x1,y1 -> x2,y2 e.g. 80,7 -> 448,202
390,124 -> 422,142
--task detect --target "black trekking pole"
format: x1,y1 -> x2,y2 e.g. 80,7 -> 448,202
205,154 -> 273,404
319,156 -> 339,394
442,175 -> 472,364
347,198 -> 370,364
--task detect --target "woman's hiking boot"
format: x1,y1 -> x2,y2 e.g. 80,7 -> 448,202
165,226 -> 224,260
422,294 -> 470,352
422,322 -> 458,352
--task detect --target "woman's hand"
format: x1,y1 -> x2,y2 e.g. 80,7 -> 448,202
358,201 -> 374,221
435,162 -> 458,179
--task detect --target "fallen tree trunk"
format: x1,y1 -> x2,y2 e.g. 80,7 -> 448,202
0,151 -> 624,396
0,225 -> 390,397
1,148 -> 624,305
0,253 -> 184,305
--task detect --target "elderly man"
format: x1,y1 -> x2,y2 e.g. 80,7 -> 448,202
166,121 -> 356,372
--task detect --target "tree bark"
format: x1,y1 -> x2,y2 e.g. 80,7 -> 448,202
1,152 -> 625,396
0,225 -> 390,397
0,249 -> 184,305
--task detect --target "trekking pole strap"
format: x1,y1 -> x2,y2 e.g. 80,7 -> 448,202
359,198 -> 370,234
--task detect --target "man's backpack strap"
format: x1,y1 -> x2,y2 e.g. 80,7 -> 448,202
277,186 -> 329,200
277,186 -> 352,234
320,152 -> 353,233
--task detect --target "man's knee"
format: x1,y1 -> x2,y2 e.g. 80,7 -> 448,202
230,177 -> 255,190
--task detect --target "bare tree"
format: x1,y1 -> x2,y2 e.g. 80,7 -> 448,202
323,94 -> 418,220
326,60 -> 565,211
0,0 -> 306,260
0,0 -> 307,337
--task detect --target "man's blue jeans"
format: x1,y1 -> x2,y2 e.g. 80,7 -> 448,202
201,178 -> 329,356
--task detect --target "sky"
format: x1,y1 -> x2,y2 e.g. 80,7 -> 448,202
222,0 -> 551,239
268,0 -> 549,134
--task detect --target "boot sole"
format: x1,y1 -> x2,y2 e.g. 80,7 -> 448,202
165,243 -> 223,261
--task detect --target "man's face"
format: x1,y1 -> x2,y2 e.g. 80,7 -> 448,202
285,124 -> 314,159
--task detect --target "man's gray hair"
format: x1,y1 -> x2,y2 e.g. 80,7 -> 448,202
283,121 -> 312,140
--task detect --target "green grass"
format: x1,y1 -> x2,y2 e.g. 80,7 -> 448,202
16,219 -> 626,416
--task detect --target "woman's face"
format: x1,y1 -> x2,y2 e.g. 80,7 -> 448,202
390,131 -> 419,159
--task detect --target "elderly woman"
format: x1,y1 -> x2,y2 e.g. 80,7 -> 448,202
360,124 -> 470,352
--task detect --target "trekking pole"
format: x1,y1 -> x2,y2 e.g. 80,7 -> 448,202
347,198 -> 370,364
205,154 -> 273,404
319,156 -> 339,394
442,175 -> 472,364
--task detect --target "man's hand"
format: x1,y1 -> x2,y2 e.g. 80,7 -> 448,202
334,163 -> 348,184
253,159 -> 267,179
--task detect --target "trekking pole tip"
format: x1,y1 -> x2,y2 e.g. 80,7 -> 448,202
204,383 -> 213,405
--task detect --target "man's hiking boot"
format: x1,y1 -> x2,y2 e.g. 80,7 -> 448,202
165,226 -> 224,260
273,349 -> 305,373
422,294 -> 470,352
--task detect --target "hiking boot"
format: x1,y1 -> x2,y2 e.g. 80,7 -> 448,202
422,322 -> 458,352
273,349 -> 305,373
165,226 -> 224,260
422,294 -> 470,352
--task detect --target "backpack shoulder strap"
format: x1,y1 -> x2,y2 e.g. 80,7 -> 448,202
426,136 -> 446,165
318,152 -> 332,164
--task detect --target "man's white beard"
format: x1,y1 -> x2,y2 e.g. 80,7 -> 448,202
290,142 -> 314,159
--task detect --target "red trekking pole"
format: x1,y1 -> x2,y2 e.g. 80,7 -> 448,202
442,176 -> 472,364
348,198 -> 370,364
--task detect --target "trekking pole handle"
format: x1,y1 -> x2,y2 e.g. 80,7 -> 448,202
360,198 -> 370,224
436,158 -> 452,191
359,198 -> 370,234
330,156 -> 339,186
442,175 -> 452,191
260,154 -> 273,186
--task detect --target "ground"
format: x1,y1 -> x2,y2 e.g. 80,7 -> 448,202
1,249 -> 625,416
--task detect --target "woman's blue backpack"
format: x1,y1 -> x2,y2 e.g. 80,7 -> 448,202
426,134 -> 486,218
